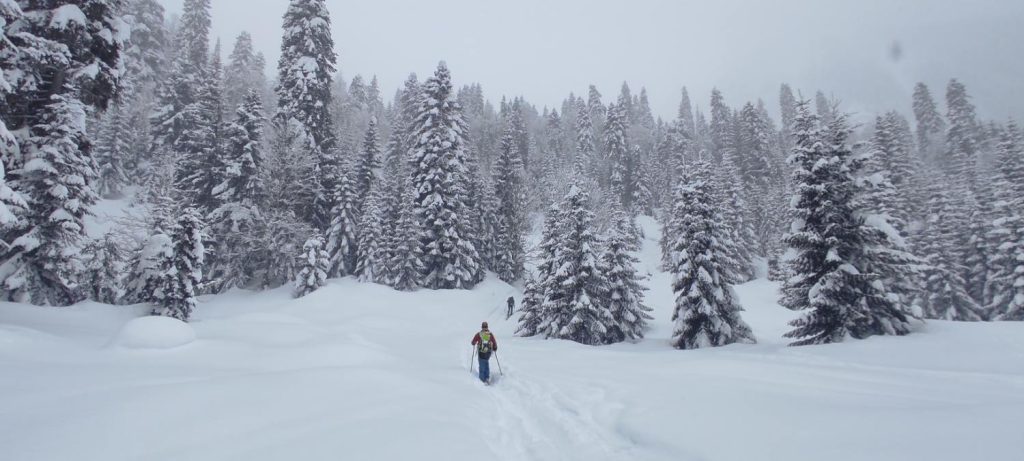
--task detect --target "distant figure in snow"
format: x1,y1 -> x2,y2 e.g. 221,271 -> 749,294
471,322 -> 498,383
506,296 -> 515,319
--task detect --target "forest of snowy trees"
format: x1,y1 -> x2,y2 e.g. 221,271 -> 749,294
1,0 -> 1022,348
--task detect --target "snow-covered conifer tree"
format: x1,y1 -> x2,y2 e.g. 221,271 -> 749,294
293,235 -> 328,298
537,182 -> 613,345
912,82 -> 946,163
492,124 -> 526,282
602,210 -> 653,343
354,116 -> 381,211
152,209 -> 206,321
275,0 -> 337,228
668,162 -> 755,349
780,102 -> 913,345
407,62 -> 481,289
325,167 -> 359,277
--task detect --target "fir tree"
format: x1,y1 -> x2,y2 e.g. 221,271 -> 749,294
985,123 -> 1024,320
2,94 -> 96,305
516,204 -> 562,338
407,62 -> 481,289
356,179 -> 388,283
537,182 -> 613,345
709,88 -> 730,162
492,124 -> 526,282
912,82 -> 946,163
388,180 -> 424,291
275,0 -> 338,227
780,102 -> 912,345
668,163 -> 755,349
95,103 -> 132,198
325,167 -> 359,277
152,208 -> 206,321
602,210 -> 653,343
224,31 -> 268,113
604,103 -> 629,204
574,98 -> 596,174
293,235 -> 328,298
354,116 -> 381,211
82,234 -> 126,305
917,178 -> 984,321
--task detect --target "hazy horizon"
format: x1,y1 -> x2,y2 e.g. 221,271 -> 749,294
159,0 -> 1024,122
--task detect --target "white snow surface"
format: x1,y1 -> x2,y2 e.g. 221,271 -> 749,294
109,315 -> 196,349
1,216 -> 1022,460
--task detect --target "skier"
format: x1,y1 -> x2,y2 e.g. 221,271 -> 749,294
471,322 -> 498,383
506,296 -> 515,319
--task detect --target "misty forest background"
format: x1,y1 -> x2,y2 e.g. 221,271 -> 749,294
1,0 -> 1022,349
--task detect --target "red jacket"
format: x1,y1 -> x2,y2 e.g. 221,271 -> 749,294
472,330 -> 497,352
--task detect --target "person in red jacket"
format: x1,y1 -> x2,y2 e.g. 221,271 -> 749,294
471,322 -> 498,383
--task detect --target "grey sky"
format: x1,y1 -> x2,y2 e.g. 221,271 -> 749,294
160,0 -> 1024,122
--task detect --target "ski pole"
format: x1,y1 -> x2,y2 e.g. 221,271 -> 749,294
469,348 -> 475,373
494,351 -> 503,376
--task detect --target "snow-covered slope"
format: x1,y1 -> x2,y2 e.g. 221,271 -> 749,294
1,217 -> 1022,461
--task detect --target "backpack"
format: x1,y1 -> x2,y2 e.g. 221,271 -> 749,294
477,331 -> 492,358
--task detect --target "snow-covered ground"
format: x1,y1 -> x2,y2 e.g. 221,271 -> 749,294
2,217 -> 1022,461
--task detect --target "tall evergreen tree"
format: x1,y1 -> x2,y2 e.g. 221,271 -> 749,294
152,208 -> 206,321
275,0 -> 337,228
536,182 -> 613,345
780,102 -> 912,345
354,116 -> 381,211
912,82 -> 946,163
492,124 -> 526,282
224,31 -> 267,112
709,88 -> 730,162
602,210 -> 653,343
325,167 -> 359,277
407,62 -> 481,289
668,162 -> 756,349
604,103 -> 629,204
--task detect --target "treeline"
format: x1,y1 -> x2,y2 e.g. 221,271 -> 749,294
0,0 -> 1020,348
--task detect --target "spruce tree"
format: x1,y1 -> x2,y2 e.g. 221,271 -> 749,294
537,182 -> 613,345
492,124 -> 526,282
325,167 -> 359,277
604,103 -> 629,204
293,235 -> 328,298
516,204 -> 562,338
986,122 -> 1024,320
224,31 -> 268,113
82,234 -> 126,305
912,82 -> 946,163
602,210 -> 653,343
356,179 -> 388,284
275,0 -> 337,228
354,116 -> 381,212
917,178 -> 984,321
780,102 -> 912,345
574,99 -> 596,175
668,163 -> 756,349
95,103 -> 132,198
709,88 -> 730,162
407,62 -> 481,289
152,208 -> 206,321
388,180 -> 424,291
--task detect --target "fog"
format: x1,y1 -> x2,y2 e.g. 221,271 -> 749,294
159,0 -> 1024,120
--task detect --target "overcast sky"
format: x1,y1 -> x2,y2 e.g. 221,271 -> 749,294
159,0 -> 1024,122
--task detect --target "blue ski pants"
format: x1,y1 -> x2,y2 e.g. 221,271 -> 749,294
478,356 -> 490,382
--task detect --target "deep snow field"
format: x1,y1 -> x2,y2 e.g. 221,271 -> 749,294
2,217 -> 1023,461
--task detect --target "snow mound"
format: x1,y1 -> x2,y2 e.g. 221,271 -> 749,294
109,316 -> 196,349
